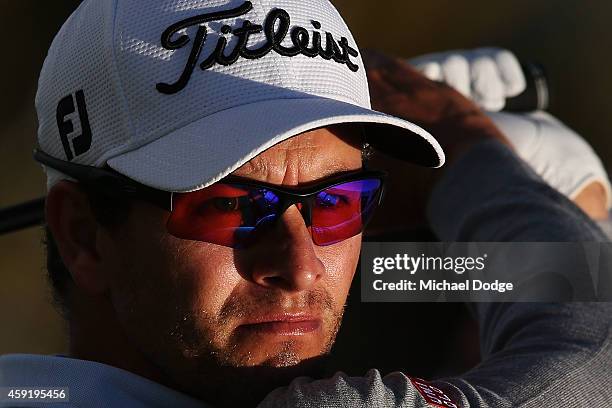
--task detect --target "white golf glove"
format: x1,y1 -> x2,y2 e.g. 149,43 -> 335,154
409,47 -> 526,112
410,48 -> 611,210
488,111 -> 611,209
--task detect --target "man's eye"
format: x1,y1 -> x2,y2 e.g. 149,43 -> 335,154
212,197 -> 240,212
316,192 -> 346,208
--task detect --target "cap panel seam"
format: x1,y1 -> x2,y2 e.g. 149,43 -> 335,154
106,0 -> 135,151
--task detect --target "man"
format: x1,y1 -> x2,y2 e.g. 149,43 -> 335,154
0,1 -> 610,408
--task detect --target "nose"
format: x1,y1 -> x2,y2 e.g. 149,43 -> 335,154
247,205 -> 325,292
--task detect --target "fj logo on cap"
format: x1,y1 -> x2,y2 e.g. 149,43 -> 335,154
156,1 -> 360,95
56,90 -> 92,161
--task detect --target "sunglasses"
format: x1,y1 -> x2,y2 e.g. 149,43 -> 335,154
34,150 -> 386,248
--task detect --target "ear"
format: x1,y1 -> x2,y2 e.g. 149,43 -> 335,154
46,181 -> 109,295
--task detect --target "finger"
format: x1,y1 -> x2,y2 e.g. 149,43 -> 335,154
413,62 -> 443,81
477,47 -> 526,97
410,51 -> 471,96
440,54 -> 471,98
470,56 -> 506,111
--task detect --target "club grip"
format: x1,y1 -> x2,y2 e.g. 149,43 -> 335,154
0,198 -> 45,235
504,62 -> 550,112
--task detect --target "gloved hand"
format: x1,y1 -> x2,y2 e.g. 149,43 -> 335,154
488,110 -> 611,209
409,47 -> 611,211
363,50 -> 511,233
409,47 -> 526,112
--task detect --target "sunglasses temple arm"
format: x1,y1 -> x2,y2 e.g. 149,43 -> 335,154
0,190 -> 172,237
0,197 -> 45,235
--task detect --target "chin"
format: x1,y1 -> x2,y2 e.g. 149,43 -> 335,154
228,333 -> 333,368
177,347 -> 331,408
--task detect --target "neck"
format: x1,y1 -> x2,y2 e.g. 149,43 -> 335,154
67,290 -> 164,384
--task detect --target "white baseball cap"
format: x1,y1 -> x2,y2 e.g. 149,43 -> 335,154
36,0 -> 444,193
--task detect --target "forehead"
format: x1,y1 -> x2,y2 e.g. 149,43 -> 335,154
231,125 -> 363,185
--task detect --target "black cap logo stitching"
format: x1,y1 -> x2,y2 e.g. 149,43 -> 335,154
56,90 -> 92,161
156,1 -> 359,95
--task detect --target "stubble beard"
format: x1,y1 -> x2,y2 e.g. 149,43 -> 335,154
146,288 -> 345,406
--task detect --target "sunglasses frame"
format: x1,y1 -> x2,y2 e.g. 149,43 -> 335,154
34,149 -> 174,210
34,149 -> 387,228
199,171 -> 387,237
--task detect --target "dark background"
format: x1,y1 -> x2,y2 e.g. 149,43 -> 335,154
1,0 -> 611,373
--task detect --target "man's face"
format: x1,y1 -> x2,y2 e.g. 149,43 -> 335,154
99,125 -> 363,400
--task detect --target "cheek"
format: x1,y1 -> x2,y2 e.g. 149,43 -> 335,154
315,234 -> 361,303
103,218 -> 241,341
174,241 -> 243,315
142,235 -> 244,323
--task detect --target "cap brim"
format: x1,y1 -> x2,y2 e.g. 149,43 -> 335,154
107,97 -> 444,192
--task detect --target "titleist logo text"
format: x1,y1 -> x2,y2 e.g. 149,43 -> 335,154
156,1 -> 359,94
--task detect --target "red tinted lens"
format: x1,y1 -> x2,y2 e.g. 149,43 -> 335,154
167,178 -> 382,248
168,184 -> 254,247
311,178 -> 381,245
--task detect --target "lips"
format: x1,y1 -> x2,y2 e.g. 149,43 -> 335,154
238,313 -> 321,336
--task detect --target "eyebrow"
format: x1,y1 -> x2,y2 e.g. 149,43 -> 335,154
318,164 -> 361,179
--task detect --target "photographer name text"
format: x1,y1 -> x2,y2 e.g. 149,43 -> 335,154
373,279 -> 513,293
